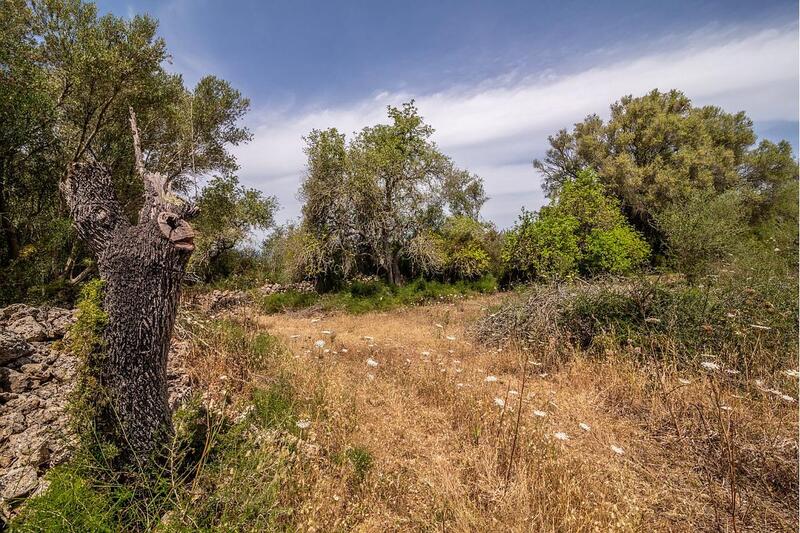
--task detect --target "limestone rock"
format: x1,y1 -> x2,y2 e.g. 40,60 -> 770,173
5,316 -> 47,342
1,466 -> 38,500
0,330 -> 33,366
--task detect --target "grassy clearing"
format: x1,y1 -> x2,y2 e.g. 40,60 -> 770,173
256,275 -> 498,315
253,289 -> 797,530
13,269 -> 797,531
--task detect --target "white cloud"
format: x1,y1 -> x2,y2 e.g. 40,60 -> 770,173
234,24 -> 799,229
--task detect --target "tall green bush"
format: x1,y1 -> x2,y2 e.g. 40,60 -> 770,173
503,170 -> 650,281
655,189 -> 749,281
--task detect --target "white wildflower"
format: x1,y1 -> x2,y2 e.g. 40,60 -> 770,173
494,397 -> 506,408
484,375 -> 498,383
553,432 -> 570,441
314,340 -> 325,349
509,390 -> 519,396
366,358 -> 379,367
366,373 -> 375,381
296,419 -> 311,430
579,422 -> 591,432
610,445 -> 625,455
421,351 -> 430,356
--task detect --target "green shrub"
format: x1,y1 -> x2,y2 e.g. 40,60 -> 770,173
476,268 -> 798,374
257,290 -> 320,314
584,226 -> 651,275
503,170 -> 649,281
502,209 -> 581,281
655,189 -> 749,281
10,467 -> 119,532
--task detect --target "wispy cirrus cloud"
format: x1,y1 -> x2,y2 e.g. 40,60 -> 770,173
234,24 -> 799,229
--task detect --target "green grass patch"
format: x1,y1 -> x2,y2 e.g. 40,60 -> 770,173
345,446 -> 373,482
255,275 -> 497,315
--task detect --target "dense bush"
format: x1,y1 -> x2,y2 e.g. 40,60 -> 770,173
502,170 -> 650,281
655,189 -> 749,281
475,258 -> 798,374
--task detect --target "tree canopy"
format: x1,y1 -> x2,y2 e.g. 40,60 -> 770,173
0,0 -> 258,303
503,170 -> 650,281
532,89 -> 797,246
297,102 -> 488,286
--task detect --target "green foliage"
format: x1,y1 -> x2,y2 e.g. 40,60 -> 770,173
741,139 -> 800,221
535,89 -> 755,218
256,276 -> 497,315
207,319 -> 286,372
65,279 -> 110,443
561,270 -> 798,373
250,380 -> 297,430
298,101 -> 487,285
257,290 -> 321,314
0,0 -> 256,304
10,464 -> 121,532
191,174 -> 277,282
502,209 -> 581,281
584,226 -> 651,275
533,89 -> 798,251
656,189 -> 749,281
503,170 -> 649,281
437,216 -> 494,280
69,278 -> 108,361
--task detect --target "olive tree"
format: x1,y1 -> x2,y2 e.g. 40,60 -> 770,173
299,102 -> 487,285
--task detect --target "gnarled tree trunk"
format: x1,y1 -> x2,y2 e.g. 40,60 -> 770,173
60,109 -> 196,464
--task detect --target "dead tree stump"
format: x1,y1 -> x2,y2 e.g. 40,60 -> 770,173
60,109 -> 196,465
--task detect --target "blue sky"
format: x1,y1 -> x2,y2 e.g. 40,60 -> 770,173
97,0 -> 799,228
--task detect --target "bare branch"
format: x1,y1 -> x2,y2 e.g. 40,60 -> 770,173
129,106 -> 146,178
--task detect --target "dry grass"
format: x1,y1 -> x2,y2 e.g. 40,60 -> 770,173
179,293 -> 798,532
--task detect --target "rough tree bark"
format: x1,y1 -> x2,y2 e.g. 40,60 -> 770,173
60,108 -> 196,464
